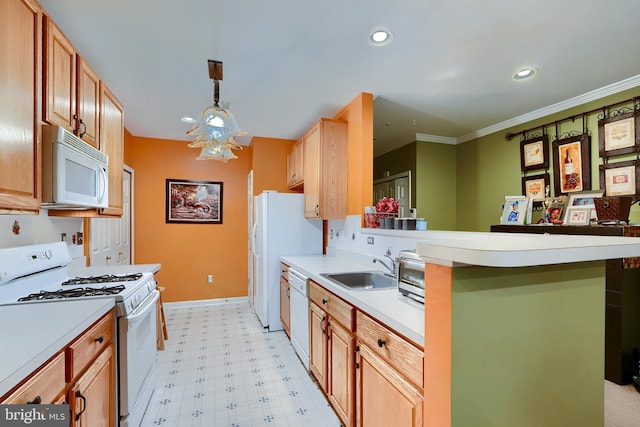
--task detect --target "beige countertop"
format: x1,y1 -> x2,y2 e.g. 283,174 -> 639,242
280,254 -> 424,347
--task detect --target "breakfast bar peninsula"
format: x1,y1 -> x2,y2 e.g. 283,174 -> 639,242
416,231 -> 640,427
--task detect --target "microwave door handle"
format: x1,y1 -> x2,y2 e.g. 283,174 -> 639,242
99,167 -> 108,203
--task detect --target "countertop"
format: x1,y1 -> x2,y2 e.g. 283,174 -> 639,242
69,263 -> 161,276
415,230 -> 640,267
0,298 -> 114,398
280,254 -> 424,347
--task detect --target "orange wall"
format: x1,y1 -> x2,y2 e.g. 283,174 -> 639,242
124,93 -> 371,303
125,133 -> 295,303
333,92 -> 374,219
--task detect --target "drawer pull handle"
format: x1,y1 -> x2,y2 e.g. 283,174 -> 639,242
377,338 -> 386,348
322,298 -> 328,305
94,335 -> 104,344
75,390 -> 87,421
27,396 -> 41,404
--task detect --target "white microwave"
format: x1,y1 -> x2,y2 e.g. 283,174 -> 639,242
42,125 -> 109,209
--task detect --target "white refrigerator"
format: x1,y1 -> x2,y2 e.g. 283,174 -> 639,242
251,191 -> 322,331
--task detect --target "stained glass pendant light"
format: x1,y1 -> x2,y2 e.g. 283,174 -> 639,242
185,60 -> 247,162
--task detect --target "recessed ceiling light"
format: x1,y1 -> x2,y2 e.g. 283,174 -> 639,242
513,68 -> 537,80
181,116 -> 196,123
369,29 -> 394,46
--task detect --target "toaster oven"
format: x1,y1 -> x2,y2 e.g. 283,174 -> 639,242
397,250 -> 425,303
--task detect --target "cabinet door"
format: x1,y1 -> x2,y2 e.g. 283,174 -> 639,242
319,120 -> 347,219
304,123 -> 321,218
76,56 -> 100,148
279,277 -> 290,337
44,17 -> 76,132
69,344 -> 115,427
0,0 -> 41,212
99,84 -> 124,216
309,301 -> 328,392
356,344 -> 423,427
328,320 -> 355,427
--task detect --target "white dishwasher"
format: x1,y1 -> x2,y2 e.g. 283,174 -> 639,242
287,268 -> 310,371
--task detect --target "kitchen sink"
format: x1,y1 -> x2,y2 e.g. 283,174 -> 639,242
320,271 -> 397,291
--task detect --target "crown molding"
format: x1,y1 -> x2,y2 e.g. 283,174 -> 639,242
456,74 -> 640,144
415,133 -> 457,145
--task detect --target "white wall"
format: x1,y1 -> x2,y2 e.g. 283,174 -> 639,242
0,211 -> 85,262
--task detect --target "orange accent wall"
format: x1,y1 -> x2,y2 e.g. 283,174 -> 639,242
333,92 -> 374,219
251,136 -> 296,195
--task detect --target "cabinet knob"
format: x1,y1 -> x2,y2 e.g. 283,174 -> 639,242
322,298 -> 328,305
377,338 -> 386,348
27,396 -> 41,404
94,335 -> 104,344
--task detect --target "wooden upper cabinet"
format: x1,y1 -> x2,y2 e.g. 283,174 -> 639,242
44,17 -> 76,132
303,118 -> 347,219
76,57 -> 101,148
287,139 -> 304,189
44,16 -> 101,149
0,0 -> 42,213
99,84 -> 124,216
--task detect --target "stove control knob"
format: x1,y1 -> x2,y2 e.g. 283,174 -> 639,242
44,250 -> 53,259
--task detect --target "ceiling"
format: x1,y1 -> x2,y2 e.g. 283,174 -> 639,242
39,0 -> 640,158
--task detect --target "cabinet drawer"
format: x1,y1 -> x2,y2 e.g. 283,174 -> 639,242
1,351 -> 66,404
309,281 -> 354,331
66,311 -> 114,382
356,311 -> 423,388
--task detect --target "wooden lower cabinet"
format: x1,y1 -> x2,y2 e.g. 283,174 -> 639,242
69,344 -> 115,427
309,301 -> 328,391
328,318 -> 355,427
356,343 -> 423,427
279,276 -> 290,337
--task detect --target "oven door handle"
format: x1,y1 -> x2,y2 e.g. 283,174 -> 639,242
125,289 -> 160,324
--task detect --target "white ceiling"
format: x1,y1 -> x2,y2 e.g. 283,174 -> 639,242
39,0 -> 640,158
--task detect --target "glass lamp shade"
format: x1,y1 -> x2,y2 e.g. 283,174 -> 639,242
185,103 -> 246,162
195,141 -> 239,162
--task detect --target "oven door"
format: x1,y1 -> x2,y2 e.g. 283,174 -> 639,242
397,258 -> 425,303
118,289 -> 159,426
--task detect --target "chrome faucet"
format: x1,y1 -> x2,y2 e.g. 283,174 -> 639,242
373,255 -> 396,276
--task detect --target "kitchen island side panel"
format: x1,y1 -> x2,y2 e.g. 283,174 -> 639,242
425,261 -> 606,427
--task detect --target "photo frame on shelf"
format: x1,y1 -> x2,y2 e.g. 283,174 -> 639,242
545,199 -> 566,224
520,135 -> 549,172
521,173 -> 549,203
552,133 -> 591,195
563,189 -> 604,223
166,179 -> 223,224
500,196 -> 530,225
564,206 -> 592,226
599,160 -> 640,197
598,110 -> 640,157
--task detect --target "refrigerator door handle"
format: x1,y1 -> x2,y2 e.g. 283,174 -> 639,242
251,222 -> 258,257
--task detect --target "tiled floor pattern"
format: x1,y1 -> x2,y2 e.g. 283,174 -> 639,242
141,300 -> 342,427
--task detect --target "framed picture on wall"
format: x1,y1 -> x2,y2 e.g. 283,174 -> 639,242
521,173 -> 549,203
599,160 -> 640,197
520,135 -> 549,171
598,111 -> 640,157
166,179 -> 224,224
552,133 -> 591,195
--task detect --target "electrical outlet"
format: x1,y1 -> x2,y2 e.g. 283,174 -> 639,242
207,275 -> 213,284
367,236 -> 374,245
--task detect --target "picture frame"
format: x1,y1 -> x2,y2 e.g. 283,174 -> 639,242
520,135 -> 549,172
500,196 -> 529,225
545,200 -> 566,224
552,133 -> 591,195
166,179 -> 223,224
598,111 -> 640,157
521,173 -> 549,203
599,160 -> 640,197
563,189 -> 604,223
564,206 -> 591,226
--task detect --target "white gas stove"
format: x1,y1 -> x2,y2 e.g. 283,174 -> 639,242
0,242 -> 155,315
0,242 -> 158,427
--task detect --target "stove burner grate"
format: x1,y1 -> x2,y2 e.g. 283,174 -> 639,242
17,285 -> 126,302
61,273 -> 143,286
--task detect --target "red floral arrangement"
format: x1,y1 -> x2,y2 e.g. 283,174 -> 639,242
375,197 -> 399,213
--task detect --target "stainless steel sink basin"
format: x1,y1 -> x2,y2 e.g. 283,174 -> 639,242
320,271 -> 397,291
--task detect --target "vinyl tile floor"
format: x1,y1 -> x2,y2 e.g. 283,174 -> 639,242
140,300 -> 342,427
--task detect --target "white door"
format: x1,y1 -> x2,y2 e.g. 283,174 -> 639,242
90,166 -> 133,266
395,176 -> 410,217
247,170 -> 254,307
